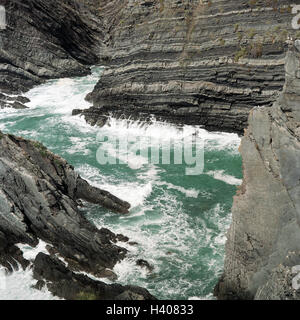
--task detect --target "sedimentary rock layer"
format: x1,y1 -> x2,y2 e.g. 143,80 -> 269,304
0,0 -> 105,110
85,0 -> 296,133
215,41 -> 300,300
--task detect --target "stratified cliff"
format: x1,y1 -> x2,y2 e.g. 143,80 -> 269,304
0,0 -> 104,101
83,0 -> 296,133
1,0 -> 296,132
215,40 -> 300,300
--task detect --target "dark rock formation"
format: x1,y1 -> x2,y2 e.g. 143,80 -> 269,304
33,253 -> 156,300
0,93 -> 30,109
136,259 -> 154,272
215,40 -> 300,300
83,0 -> 296,133
0,0 -> 106,107
0,131 -> 132,279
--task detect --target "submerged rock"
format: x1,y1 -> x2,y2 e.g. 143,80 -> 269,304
0,131 -> 131,280
215,41 -> 300,300
136,259 -> 154,273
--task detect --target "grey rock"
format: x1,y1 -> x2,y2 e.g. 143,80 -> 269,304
215,41 -> 300,300
0,132 -> 131,278
82,0 -> 295,133
0,0 -> 105,95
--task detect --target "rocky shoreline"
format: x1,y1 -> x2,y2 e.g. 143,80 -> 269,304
0,0 -> 104,108
0,131 -> 155,300
1,0 -> 298,133
82,0 -> 295,134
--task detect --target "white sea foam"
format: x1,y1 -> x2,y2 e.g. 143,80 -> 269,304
0,267 -> 59,300
0,240 -> 60,300
206,170 -> 242,185
156,181 -> 199,198
17,240 -> 49,261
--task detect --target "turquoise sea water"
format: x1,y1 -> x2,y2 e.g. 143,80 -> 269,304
0,68 -> 242,300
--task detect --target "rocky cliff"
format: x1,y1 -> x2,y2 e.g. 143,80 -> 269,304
1,0 -> 297,133
215,40 -> 300,300
0,130 -> 155,300
83,0 -> 296,133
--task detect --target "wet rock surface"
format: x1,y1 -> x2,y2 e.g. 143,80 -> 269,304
215,41 -> 300,300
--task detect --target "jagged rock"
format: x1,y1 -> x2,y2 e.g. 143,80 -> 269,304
215,41 -> 300,300
33,253 -> 156,300
15,96 -> 30,104
0,132 -> 131,278
72,109 -> 84,116
136,259 -> 154,272
0,94 -> 30,109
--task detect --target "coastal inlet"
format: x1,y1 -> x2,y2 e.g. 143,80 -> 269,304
0,67 -> 242,300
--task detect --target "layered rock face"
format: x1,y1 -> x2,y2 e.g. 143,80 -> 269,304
0,131 -> 156,299
0,0 -> 105,107
84,0 -> 296,133
215,41 -> 300,300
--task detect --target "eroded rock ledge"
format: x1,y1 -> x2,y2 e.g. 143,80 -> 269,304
215,40 -> 300,300
0,131 -> 155,300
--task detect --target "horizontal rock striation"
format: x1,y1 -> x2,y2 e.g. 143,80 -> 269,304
0,131 -> 131,278
84,0 -> 297,133
215,40 -> 300,300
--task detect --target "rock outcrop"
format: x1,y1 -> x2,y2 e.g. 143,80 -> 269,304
0,130 -> 156,299
215,40 -> 300,300
33,253 -> 156,300
83,0 -> 296,133
0,131 -> 132,278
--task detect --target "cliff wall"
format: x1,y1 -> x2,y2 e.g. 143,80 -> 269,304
215,40 -> 300,300
0,0 -> 105,95
84,0 -> 296,133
